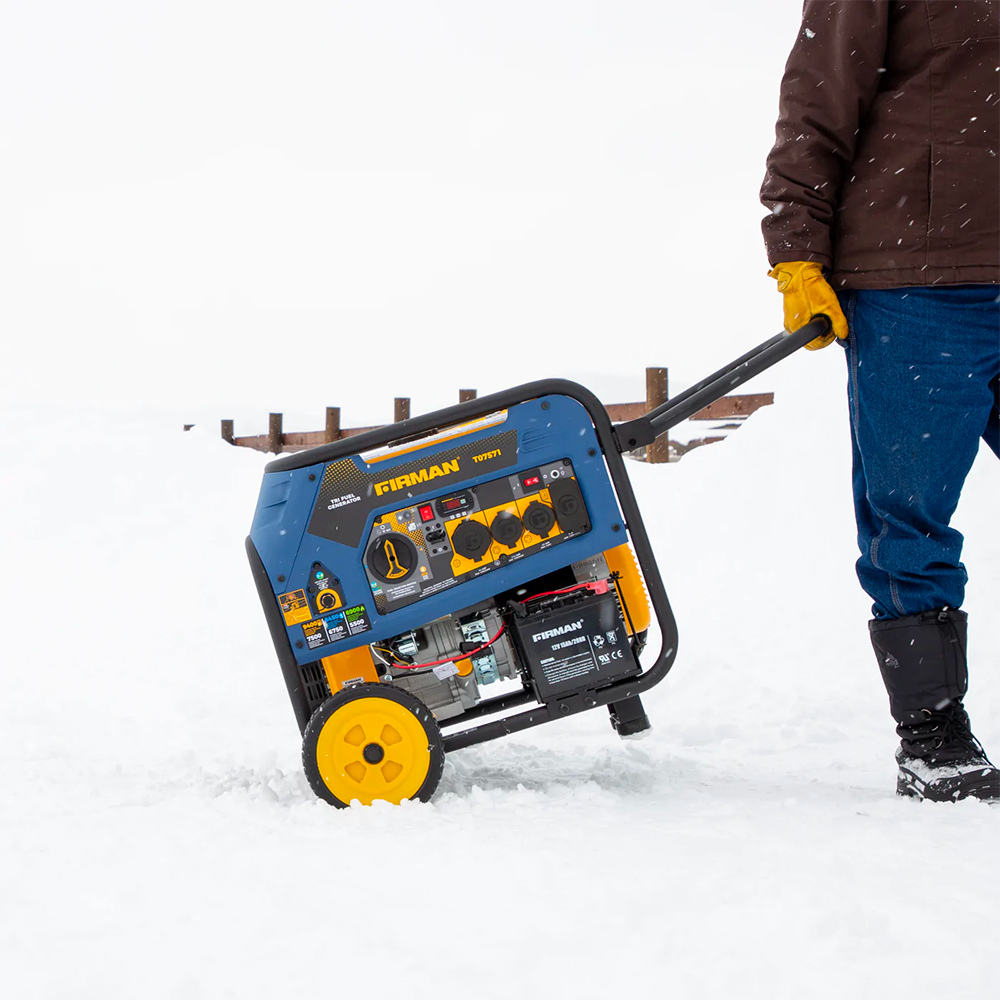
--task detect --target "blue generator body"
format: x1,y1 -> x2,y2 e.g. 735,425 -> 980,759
247,380 -> 679,807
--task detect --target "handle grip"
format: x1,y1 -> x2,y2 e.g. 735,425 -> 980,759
614,316 -> 832,451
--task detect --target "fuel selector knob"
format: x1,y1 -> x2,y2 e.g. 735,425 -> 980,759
490,511 -> 523,549
523,501 -> 556,537
367,533 -> 419,583
451,519 -> 492,560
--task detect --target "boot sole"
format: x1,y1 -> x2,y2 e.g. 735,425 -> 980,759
897,767 -> 1000,803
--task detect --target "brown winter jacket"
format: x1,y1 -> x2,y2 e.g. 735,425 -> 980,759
761,0 -> 1000,289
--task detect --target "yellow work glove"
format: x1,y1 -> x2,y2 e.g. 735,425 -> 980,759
768,261 -> 849,350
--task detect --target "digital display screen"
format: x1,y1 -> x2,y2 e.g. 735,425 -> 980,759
436,491 -> 472,518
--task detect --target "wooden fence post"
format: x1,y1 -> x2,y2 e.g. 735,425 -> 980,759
325,407 -> 341,443
268,413 -> 283,454
212,369 -> 767,460
645,367 -> 670,464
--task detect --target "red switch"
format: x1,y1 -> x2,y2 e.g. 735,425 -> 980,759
419,505 -> 434,522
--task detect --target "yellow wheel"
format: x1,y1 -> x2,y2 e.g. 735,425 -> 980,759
302,684 -> 444,807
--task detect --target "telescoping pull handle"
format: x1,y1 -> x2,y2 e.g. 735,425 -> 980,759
613,316 -> 832,453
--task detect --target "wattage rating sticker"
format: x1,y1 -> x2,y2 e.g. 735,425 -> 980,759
302,605 -> 372,651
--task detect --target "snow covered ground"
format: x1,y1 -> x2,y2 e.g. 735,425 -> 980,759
3,374 -> 998,999
3,2 -> 999,997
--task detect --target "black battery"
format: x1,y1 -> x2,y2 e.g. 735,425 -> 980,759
512,590 -> 638,702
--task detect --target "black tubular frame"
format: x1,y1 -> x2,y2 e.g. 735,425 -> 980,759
255,378 -> 680,747
612,318 -> 831,450
253,322 -> 824,752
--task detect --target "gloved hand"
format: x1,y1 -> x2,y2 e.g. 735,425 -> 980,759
768,261 -> 849,350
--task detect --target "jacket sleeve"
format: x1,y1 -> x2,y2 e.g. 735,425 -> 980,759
760,1 -> 890,268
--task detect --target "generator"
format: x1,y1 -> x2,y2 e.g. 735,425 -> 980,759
247,321 -> 827,807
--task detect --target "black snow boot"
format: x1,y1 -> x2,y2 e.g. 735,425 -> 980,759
870,608 -> 998,803
894,701 -> 998,802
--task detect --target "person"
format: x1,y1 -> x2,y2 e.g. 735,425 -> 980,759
760,0 -> 1000,801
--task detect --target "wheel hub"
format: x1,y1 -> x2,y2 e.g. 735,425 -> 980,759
310,694 -> 436,806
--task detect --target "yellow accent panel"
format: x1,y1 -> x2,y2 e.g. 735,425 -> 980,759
516,488 -> 556,549
313,697 -> 432,805
321,646 -> 379,692
377,481 -> 573,586
488,502 -> 526,561
603,543 -> 651,635
446,512 -> 493,576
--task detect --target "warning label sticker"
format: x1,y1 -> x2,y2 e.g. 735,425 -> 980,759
301,605 -> 372,651
278,589 -> 311,627
536,643 -> 600,690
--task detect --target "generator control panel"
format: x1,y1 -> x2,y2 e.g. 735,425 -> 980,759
364,459 -> 590,614
251,391 -> 631,666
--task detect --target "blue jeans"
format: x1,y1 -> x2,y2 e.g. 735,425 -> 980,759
839,286 -> 999,620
